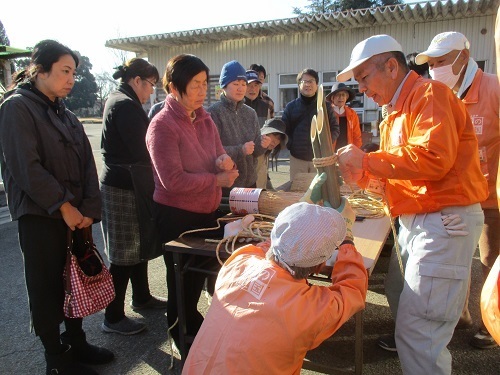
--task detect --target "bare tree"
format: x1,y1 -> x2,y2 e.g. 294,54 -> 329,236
94,72 -> 118,116
293,0 -> 402,15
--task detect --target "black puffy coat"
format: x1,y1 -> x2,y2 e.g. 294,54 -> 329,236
282,94 -> 339,161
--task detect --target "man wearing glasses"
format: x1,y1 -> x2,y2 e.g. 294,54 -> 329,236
281,68 -> 339,181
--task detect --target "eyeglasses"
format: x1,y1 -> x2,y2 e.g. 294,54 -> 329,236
142,78 -> 156,89
300,79 -> 316,85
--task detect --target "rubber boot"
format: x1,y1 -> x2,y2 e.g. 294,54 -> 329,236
45,344 -> 98,375
60,331 -> 114,365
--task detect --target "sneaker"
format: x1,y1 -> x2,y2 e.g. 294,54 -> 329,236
469,329 -> 499,349
102,317 -> 146,335
130,295 -> 167,311
377,334 -> 397,352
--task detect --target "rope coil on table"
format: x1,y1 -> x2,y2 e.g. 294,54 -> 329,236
345,190 -> 404,277
179,214 -> 276,265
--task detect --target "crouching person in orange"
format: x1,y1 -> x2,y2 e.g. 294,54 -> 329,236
182,192 -> 367,374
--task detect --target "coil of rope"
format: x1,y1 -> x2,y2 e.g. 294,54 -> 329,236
347,190 -> 386,218
179,214 -> 276,265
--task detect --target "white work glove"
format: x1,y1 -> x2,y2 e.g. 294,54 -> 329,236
327,197 -> 355,242
300,172 -> 326,204
223,215 -> 255,239
441,214 -> 469,237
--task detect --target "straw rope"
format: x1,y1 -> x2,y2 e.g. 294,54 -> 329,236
179,214 -> 275,265
347,190 -> 386,219
346,190 -> 404,277
312,154 -> 337,168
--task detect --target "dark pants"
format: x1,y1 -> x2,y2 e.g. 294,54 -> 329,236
104,261 -> 152,323
154,203 -> 223,347
18,215 -> 68,336
18,215 -> 88,353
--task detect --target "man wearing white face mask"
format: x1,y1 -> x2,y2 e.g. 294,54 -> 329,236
417,31 -> 499,350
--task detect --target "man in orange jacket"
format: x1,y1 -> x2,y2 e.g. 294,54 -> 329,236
336,34 -> 488,375
183,196 -> 368,375
416,31 -> 499,349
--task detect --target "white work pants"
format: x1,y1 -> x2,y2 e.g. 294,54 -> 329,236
392,204 -> 484,375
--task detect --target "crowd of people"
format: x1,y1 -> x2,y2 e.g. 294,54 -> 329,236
0,25 -> 498,375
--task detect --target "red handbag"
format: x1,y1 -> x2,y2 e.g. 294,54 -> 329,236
63,227 -> 115,318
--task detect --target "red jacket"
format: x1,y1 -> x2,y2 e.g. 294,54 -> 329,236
461,69 -> 499,209
360,71 -> 488,216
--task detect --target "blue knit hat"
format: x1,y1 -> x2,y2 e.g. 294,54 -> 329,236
219,60 -> 247,88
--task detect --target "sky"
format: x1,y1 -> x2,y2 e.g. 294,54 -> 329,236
2,0 -> 311,74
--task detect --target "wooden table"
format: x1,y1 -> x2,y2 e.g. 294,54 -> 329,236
163,215 -> 391,373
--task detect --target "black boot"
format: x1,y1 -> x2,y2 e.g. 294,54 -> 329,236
61,331 -> 114,365
45,344 -> 99,375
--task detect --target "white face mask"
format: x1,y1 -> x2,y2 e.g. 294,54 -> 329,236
429,51 -> 465,89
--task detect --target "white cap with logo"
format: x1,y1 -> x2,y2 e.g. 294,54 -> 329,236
337,34 -> 403,82
416,32 -> 470,65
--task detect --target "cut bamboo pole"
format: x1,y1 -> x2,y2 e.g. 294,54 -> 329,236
314,84 -> 342,208
310,116 -> 328,200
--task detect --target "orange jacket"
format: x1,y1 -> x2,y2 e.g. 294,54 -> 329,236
461,69 -> 499,209
360,71 -> 488,216
333,105 -> 363,149
182,243 -> 367,375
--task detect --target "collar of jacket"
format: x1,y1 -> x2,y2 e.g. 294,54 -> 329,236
299,92 -> 317,105
19,82 -> 65,116
118,82 -> 142,106
220,92 -> 245,111
165,94 -> 210,124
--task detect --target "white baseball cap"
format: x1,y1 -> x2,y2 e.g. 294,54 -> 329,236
415,32 -> 470,65
337,34 -> 403,82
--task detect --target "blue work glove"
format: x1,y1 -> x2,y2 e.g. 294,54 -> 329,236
299,172 -> 327,204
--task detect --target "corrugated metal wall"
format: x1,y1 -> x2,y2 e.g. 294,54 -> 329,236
147,14 -> 496,112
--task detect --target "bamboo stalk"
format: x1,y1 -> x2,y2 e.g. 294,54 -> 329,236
316,84 -> 342,208
310,115 -> 328,200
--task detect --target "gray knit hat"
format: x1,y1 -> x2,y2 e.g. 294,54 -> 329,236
271,202 -> 346,274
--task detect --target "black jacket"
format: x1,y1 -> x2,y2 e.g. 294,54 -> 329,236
0,84 -> 101,221
100,83 -> 151,189
244,96 -> 270,127
282,94 -> 339,161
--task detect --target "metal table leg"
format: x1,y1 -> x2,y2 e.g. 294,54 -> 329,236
172,252 -> 187,366
354,310 -> 363,375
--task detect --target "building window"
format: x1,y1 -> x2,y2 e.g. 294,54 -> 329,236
278,74 -> 299,115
